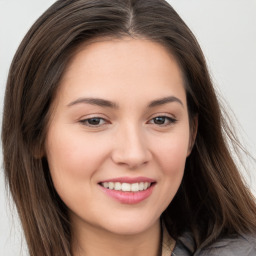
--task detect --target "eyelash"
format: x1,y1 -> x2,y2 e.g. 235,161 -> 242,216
79,117 -> 108,127
148,116 -> 177,126
79,115 -> 177,128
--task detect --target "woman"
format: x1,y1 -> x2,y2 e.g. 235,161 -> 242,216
2,0 -> 256,255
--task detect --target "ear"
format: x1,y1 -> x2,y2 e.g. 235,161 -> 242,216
187,115 -> 198,156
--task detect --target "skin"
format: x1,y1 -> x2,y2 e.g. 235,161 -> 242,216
45,37 -> 195,256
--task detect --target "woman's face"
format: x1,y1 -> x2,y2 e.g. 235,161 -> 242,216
45,38 -> 193,236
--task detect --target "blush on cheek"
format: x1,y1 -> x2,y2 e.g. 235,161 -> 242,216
159,145 -> 188,177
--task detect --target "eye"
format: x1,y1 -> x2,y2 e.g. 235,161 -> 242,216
149,116 -> 177,126
79,117 -> 107,127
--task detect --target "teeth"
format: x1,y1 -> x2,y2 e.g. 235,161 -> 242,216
101,182 -> 151,192
122,183 -> 131,192
139,182 -> 144,191
109,182 -> 114,189
102,182 -> 109,188
143,182 -> 149,190
115,182 -> 121,190
131,183 -> 139,192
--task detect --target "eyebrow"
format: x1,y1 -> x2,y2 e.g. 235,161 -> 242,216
67,97 -> 118,108
67,96 -> 183,108
148,96 -> 184,108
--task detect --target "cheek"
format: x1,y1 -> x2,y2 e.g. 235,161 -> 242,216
152,128 -> 189,197
45,127 -> 110,204
46,128 -> 108,178
154,132 -> 190,175
147,132 -> 189,214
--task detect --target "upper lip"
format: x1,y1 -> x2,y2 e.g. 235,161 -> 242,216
99,176 -> 156,184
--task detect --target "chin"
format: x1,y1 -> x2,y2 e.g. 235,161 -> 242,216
99,215 -> 159,236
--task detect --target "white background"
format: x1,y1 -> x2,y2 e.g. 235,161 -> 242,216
0,0 -> 256,255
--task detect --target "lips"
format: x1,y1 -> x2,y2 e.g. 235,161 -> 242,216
98,177 -> 156,204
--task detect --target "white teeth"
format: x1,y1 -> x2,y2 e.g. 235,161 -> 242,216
114,182 -> 121,191
109,182 -> 114,189
144,182 -> 149,190
101,182 -> 152,192
139,182 -> 144,191
103,182 -> 108,188
131,183 -> 139,192
122,183 -> 131,192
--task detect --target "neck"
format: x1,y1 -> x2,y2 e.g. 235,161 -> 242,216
72,219 -> 162,256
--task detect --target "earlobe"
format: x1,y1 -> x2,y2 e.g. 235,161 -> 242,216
187,115 -> 198,156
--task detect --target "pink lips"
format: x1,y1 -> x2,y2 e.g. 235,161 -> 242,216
98,176 -> 156,204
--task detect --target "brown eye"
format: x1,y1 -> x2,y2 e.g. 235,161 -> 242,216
150,116 -> 177,126
153,117 -> 167,125
80,117 -> 107,127
87,118 -> 102,125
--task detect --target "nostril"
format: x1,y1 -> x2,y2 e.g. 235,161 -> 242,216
111,150 -> 151,169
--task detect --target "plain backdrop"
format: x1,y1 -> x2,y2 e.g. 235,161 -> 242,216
0,0 -> 256,255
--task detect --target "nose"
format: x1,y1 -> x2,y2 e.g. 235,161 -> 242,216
111,124 -> 152,169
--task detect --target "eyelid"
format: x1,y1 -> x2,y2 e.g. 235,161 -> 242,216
147,114 -> 177,126
78,115 -> 110,127
77,113 -> 177,128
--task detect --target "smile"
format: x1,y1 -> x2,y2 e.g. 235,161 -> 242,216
100,182 -> 151,192
98,177 -> 156,204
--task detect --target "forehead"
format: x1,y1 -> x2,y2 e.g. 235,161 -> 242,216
57,37 -> 186,106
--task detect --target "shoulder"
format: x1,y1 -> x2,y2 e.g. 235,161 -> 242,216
195,233 -> 256,256
172,232 -> 256,256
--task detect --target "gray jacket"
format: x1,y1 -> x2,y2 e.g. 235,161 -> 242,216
172,232 -> 256,256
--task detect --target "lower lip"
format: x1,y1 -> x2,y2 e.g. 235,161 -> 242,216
99,184 -> 155,204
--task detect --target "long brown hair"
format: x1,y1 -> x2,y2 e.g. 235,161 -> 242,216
2,0 -> 256,255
